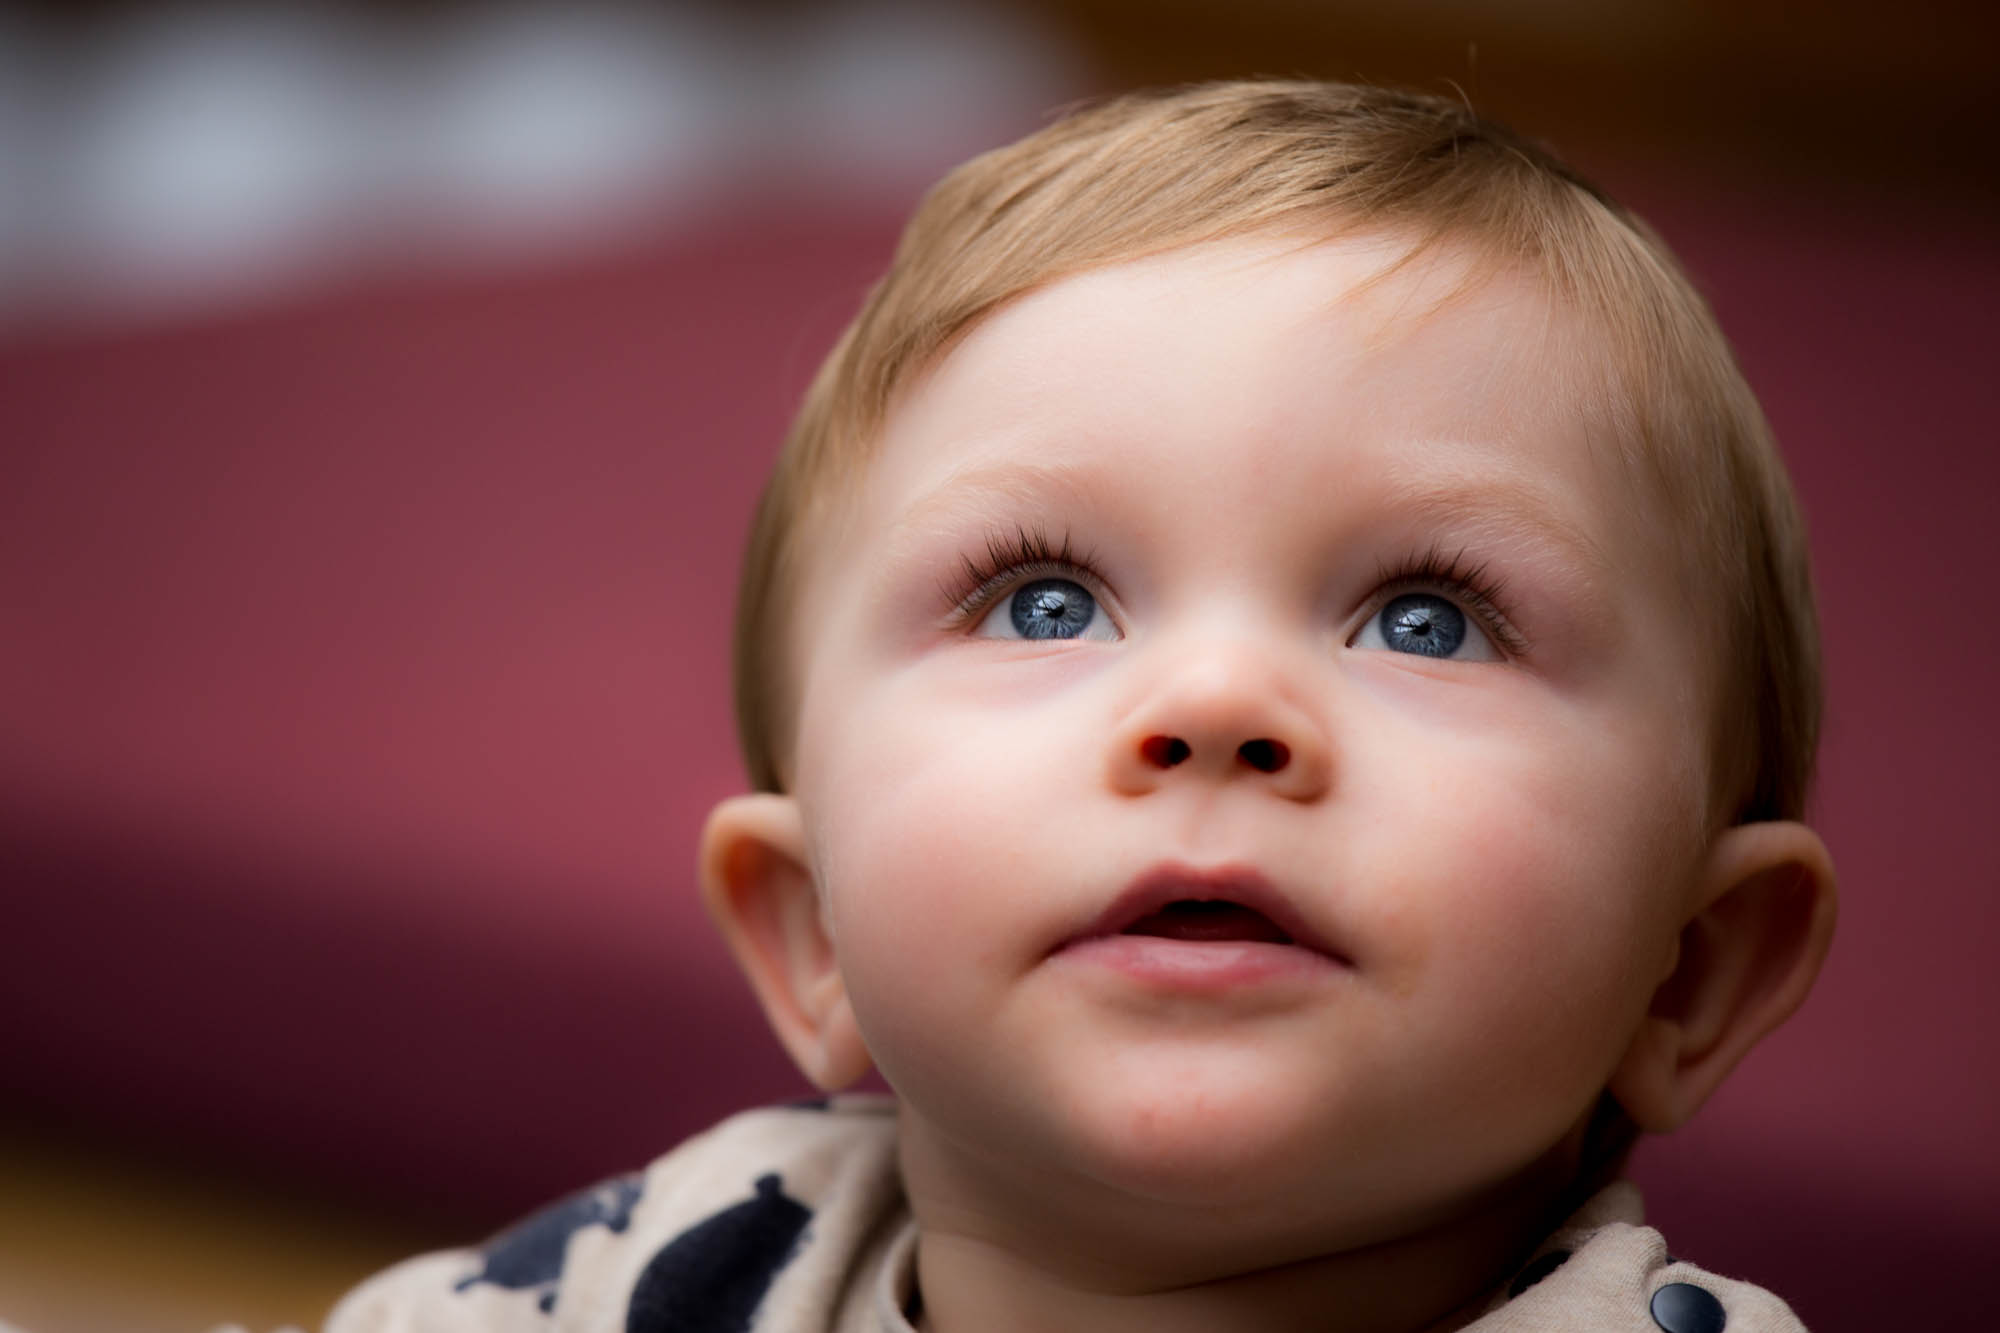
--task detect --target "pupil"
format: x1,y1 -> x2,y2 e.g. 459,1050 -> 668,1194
1380,594 -> 1465,658
1011,579 -> 1095,640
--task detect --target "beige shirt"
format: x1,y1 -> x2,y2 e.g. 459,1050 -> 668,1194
327,1097 -> 1804,1333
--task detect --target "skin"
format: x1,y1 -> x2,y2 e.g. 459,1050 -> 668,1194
702,229 -> 1837,1333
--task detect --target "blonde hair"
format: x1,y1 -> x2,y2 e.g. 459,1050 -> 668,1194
731,79 -> 1820,830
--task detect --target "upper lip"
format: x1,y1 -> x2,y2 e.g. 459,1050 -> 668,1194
1061,862 -> 1350,963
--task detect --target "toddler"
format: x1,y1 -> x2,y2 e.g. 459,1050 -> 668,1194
328,80 -> 1837,1333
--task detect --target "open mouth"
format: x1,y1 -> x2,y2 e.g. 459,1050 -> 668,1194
1118,899 -> 1293,945
1063,861 -> 1347,965
1058,866 -> 1345,988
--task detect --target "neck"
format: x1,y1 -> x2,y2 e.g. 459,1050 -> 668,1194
899,1121 -> 1587,1333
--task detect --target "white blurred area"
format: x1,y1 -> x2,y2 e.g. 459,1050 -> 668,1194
0,1 -> 1085,327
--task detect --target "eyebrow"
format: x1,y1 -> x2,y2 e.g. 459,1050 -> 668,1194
886,452 -> 1615,582
885,458 -> 1102,549
1376,466 -> 1617,580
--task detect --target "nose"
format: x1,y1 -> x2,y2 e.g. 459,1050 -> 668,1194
1105,638 -> 1332,803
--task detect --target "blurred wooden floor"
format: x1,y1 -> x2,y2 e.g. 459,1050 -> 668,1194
0,1128 -> 459,1333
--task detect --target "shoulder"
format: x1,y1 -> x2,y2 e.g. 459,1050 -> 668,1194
1467,1182 -> 1808,1333
326,1096 -> 904,1333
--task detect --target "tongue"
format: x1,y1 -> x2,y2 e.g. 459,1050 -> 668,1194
1121,901 -> 1292,944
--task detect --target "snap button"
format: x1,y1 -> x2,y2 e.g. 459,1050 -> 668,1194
1650,1281 -> 1726,1333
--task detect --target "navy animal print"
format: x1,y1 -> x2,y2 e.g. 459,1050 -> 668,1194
456,1174 -> 645,1313
625,1173 -> 812,1333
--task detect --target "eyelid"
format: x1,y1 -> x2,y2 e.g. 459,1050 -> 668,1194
938,529 -> 1525,656
948,559 -> 1112,631
939,526 -> 1120,634
1350,548 -> 1529,659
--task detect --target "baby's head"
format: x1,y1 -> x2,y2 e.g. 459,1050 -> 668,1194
700,80 -> 1835,1263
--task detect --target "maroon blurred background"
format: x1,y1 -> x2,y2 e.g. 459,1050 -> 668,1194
2,3 -> 1996,1329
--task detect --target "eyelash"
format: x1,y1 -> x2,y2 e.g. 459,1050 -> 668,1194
940,527 -> 1529,657
940,526 -> 1108,628
1367,542 -> 1529,657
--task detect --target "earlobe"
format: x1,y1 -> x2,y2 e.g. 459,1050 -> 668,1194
698,794 -> 872,1091
1608,820 -> 1837,1133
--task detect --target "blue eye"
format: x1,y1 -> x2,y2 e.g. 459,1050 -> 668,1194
1012,579 -> 1096,640
1354,592 -> 1497,661
1380,594 -> 1463,657
976,577 -> 1117,642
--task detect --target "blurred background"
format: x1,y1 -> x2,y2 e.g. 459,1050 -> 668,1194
2,2 -> 1995,1329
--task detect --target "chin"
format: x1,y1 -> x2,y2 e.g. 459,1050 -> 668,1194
1052,1070 -> 1338,1209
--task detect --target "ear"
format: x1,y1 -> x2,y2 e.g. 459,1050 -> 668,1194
1608,820 -> 1837,1133
698,794 -> 872,1091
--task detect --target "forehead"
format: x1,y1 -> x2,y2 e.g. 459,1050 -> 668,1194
841,230 -> 1641,563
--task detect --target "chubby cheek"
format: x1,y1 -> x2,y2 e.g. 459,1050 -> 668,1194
1358,700 -> 1694,1095
792,660 -> 1082,1079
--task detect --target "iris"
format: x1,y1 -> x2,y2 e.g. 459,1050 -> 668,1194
1011,579 -> 1097,640
1379,593 -> 1466,658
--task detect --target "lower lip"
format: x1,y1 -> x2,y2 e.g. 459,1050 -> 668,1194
1055,935 -> 1342,990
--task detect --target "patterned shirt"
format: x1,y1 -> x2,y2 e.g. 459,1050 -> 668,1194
325,1097 -> 1806,1333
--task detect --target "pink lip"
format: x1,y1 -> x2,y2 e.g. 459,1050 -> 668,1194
1053,863 -> 1350,989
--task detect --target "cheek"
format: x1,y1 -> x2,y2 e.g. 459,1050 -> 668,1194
1358,701 -> 1693,1060
794,665 -> 1082,1045
798,647 -> 1107,881
806,665 -> 1057,866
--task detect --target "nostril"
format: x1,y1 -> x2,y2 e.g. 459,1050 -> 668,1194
1141,735 -> 1192,768
1237,738 -> 1290,773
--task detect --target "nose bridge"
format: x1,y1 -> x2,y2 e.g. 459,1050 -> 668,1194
1107,614 -> 1333,801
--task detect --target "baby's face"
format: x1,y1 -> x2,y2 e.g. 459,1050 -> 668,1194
783,231 -> 1713,1241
